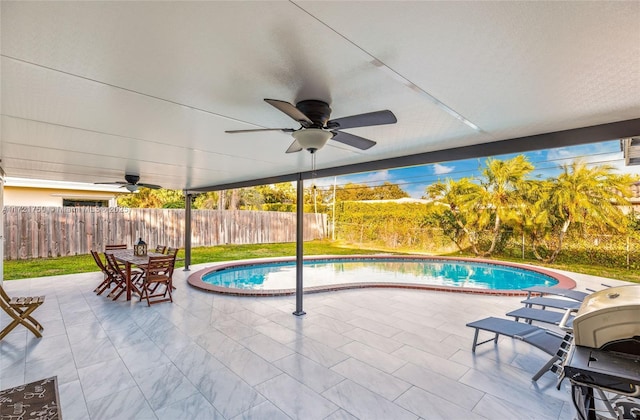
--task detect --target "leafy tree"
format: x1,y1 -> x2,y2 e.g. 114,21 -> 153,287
256,183 -> 296,205
193,192 -> 219,209
425,177 -> 480,251
427,156 -> 534,257
117,188 -> 185,208
468,155 -> 534,256
527,161 -> 635,262
336,182 -> 409,201
117,188 -> 163,208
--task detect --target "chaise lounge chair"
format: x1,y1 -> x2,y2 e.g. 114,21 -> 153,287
522,286 -> 589,302
466,316 -> 572,381
506,307 -> 574,327
521,296 -> 582,311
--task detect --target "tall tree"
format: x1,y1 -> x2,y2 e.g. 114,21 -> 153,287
425,177 -> 480,251
528,161 -> 635,262
193,192 -> 219,209
336,182 -> 409,202
117,188 -> 164,208
446,156 -> 534,256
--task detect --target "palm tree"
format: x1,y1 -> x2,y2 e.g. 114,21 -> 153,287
460,155 -> 534,256
529,160 -> 634,263
426,156 -> 534,256
426,177 -> 480,251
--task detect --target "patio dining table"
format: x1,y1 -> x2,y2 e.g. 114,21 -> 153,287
109,249 -> 165,301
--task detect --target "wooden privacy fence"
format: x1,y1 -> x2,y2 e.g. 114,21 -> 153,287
3,207 -> 327,260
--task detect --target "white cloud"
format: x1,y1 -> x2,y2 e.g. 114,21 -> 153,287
543,147 -> 575,167
360,170 -> 391,183
433,163 -> 454,175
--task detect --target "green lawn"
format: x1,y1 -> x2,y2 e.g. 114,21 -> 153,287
2,241 -> 395,281
3,240 -> 639,283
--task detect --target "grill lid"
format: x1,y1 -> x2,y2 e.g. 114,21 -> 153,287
573,285 -> 640,349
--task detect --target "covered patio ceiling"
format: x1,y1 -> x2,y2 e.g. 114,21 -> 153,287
1,2 -> 639,191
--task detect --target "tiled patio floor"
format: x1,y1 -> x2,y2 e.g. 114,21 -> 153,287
0,263 -> 631,419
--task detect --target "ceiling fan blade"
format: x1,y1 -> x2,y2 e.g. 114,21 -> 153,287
327,110 -> 397,130
94,181 -> 128,186
331,131 -> 377,150
225,128 -> 294,134
137,183 -> 162,190
265,99 -> 313,127
285,140 -> 303,154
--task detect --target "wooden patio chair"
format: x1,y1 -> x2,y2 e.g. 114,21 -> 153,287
139,255 -> 175,306
105,253 -> 143,301
91,250 -> 117,295
154,245 -> 167,254
165,248 -> 179,290
0,285 -> 45,340
105,244 -> 127,251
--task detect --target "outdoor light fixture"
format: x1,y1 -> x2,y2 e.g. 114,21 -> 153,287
292,128 -> 332,153
125,184 -> 138,192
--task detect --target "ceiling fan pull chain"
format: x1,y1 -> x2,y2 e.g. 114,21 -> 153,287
311,151 -> 317,178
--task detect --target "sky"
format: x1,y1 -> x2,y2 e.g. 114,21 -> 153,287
313,139 -> 639,198
6,139 -> 637,199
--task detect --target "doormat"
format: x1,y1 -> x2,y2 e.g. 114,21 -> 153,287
0,376 -> 61,419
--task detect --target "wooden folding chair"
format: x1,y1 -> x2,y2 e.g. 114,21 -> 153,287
1,284 -> 45,340
105,253 -> 143,301
91,250 -> 117,295
105,244 -> 127,251
165,248 -> 179,290
139,255 -> 175,306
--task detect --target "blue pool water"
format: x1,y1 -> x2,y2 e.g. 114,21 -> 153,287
201,258 -> 558,291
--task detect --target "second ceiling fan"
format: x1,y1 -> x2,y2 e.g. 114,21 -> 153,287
226,99 -> 397,153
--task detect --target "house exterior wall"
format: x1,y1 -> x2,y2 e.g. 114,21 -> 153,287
4,187 -> 118,207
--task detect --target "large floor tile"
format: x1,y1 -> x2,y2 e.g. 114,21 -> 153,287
77,358 -> 137,402
394,385 -> 486,420
459,367 -> 565,419
331,358 -> 411,401
117,338 -> 172,374
57,380 -> 90,420
155,393 -> 224,420
337,341 -> 407,374
255,374 -> 338,420
132,363 -> 199,410
287,337 -> 350,368
86,386 -> 156,420
193,365 -> 266,418
393,362 -> 483,411
322,379 -> 418,420
392,345 -> 469,380
231,400 -> 291,420
239,333 -> 295,362
273,353 -> 345,393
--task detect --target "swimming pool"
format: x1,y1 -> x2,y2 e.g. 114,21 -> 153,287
187,255 -> 576,296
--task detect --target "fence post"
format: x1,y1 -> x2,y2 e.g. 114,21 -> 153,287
627,235 -> 630,270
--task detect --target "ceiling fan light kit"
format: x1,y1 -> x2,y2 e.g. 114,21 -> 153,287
292,128 -> 332,153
